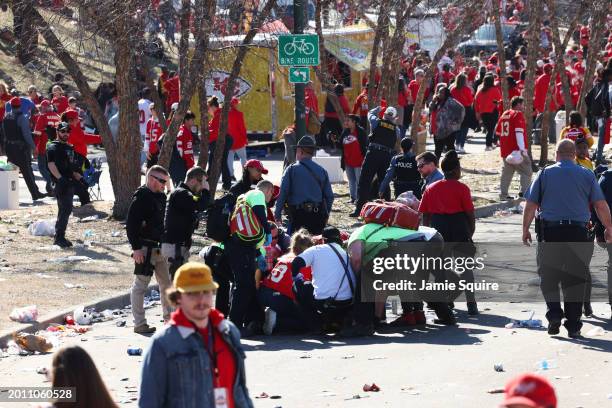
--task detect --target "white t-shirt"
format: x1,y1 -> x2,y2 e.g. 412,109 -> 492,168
138,99 -> 152,137
299,243 -> 355,301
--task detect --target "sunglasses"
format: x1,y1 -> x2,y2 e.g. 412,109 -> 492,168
151,175 -> 168,184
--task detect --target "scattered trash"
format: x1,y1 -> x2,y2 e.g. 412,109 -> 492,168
121,378 -> 129,382
28,220 -> 56,236
507,312 -> 542,329
8,228 -> 18,233
149,290 -> 160,301
363,383 -> 380,392
9,305 -> 38,323
36,273 -> 57,279
49,255 -> 93,263
367,356 -> 387,360
487,388 -> 505,394
494,364 -> 504,372
74,307 -> 93,325
79,215 -> 99,223
586,327 -> 605,337
111,231 -> 121,237
127,347 -> 143,356
255,392 -> 269,399
269,395 -> 281,399
65,315 -> 75,325
38,245 -> 62,251
64,283 -> 85,289
341,354 -> 355,359
345,395 -> 369,400
400,386 -> 420,395
554,376 -> 572,380
13,332 -> 54,353
536,359 -> 557,371
116,320 -> 126,327
317,391 -> 337,397
299,354 -> 312,359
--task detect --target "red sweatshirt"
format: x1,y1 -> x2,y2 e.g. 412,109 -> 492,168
450,86 -> 474,107
67,126 -> 102,158
208,108 -> 221,143
474,86 -> 502,114
33,112 -> 60,155
227,108 -> 247,149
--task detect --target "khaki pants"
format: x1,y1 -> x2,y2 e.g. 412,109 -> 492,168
500,155 -> 533,197
130,248 -> 172,327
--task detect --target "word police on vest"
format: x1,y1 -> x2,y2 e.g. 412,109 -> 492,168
372,254 -> 486,275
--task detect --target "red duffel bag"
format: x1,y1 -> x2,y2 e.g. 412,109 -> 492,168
360,200 -> 420,230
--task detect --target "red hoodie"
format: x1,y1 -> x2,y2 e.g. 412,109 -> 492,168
170,308 -> 237,408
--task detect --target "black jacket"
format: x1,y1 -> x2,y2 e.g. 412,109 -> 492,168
229,179 -> 253,197
163,182 -> 210,246
126,186 -> 167,250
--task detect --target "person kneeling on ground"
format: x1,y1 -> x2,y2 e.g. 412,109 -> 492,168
291,227 -> 355,334
259,228 -> 315,335
140,262 -> 254,408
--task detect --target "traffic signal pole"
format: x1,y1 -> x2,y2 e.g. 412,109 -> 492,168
293,0 -> 306,140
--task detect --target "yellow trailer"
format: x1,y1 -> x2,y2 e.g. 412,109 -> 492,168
192,24 -> 376,140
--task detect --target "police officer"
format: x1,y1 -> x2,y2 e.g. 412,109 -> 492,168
162,166 -> 210,279
523,139 -> 612,338
46,122 -> 81,248
2,97 -> 46,201
350,106 -> 401,217
126,165 -> 172,334
379,137 -> 422,199
275,135 -> 334,235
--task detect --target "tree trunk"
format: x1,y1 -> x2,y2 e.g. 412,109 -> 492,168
576,0 -> 607,117
178,0 -> 191,84
546,0 -> 586,122
158,0 -> 216,168
197,78 -> 210,169
314,0 -> 330,87
521,0 -> 543,159
13,0 -> 38,64
409,1 -> 485,141
493,1 -> 509,111
366,0 -> 389,108
207,0 -> 277,198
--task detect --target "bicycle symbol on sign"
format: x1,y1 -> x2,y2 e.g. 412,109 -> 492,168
283,38 -> 315,56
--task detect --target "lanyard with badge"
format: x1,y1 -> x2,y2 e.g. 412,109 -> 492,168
202,323 -> 228,408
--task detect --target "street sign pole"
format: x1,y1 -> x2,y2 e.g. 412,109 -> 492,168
293,0 -> 306,141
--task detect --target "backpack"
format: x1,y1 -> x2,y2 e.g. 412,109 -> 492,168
229,195 -> 265,244
2,113 -> 22,145
360,200 -> 420,230
205,193 -> 237,242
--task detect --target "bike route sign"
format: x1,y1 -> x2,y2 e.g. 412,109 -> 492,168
278,34 -> 320,66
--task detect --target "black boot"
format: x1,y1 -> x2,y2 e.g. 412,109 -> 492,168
583,303 -> 593,317
54,236 -> 73,248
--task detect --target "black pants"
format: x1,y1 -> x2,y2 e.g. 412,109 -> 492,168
74,178 -> 90,205
355,149 -> 392,212
6,143 -> 41,199
213,255 -> 233,316
54,180 -> 74,239
209,136 -> 233,188
481,111 -> 498,147
226,236 -> 259,328
538,225 -> 590,333
434,132 -> 458,158
289,206 -> 327,235
404,104 -> 414,129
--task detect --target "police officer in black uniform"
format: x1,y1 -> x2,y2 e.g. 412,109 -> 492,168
162,166 -> 210,279
126,165 -> 172,334
46,122 -> 81,248
350,106 -> 401,217
378,137 -> 422,199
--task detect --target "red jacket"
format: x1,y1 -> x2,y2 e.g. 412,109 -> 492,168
534,73 -> 556,113
33,112 -> 60,155
474,86 -> 502,114
52,95 -> 69,114
227,107 -> 247,149
67,126 -> 102,158
164,76 -> 180,109
305,87 -> 319,116
352,91 -> 368,117
176,124 -> 195,169
450,86 -> 474,107
208,108 -> 221,143
408,80 -> 430,103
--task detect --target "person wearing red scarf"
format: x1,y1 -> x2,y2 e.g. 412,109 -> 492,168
139,262 -> 254,408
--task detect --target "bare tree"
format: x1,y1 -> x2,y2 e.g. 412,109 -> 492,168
207,0 -> 278,197
493,0 -> 509,111
366,0 -> 390,108
409,0 -> 485,142
13,0 -> 38,64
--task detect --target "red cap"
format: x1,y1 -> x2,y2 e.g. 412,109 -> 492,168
230,97 -> 240,106
245,159 -> 268,174
63,109 -> 79,121
501,374 -> 557,408
543,63 -> 554,72
40,100 -> 51,108
10,97 -> 21,107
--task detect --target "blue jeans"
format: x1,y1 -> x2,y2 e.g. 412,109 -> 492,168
37,154 -> 52,191
258,286 -> 309,332
345,166 -> 361,201
597,117 -> 606,162
456,126 -> 469,148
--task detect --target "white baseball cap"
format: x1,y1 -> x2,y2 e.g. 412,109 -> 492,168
384,107 -> 398,118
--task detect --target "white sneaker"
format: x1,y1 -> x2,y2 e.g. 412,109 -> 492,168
458,147 -> 466,154
485,146 -> 493,151
263,307 -> 277,335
